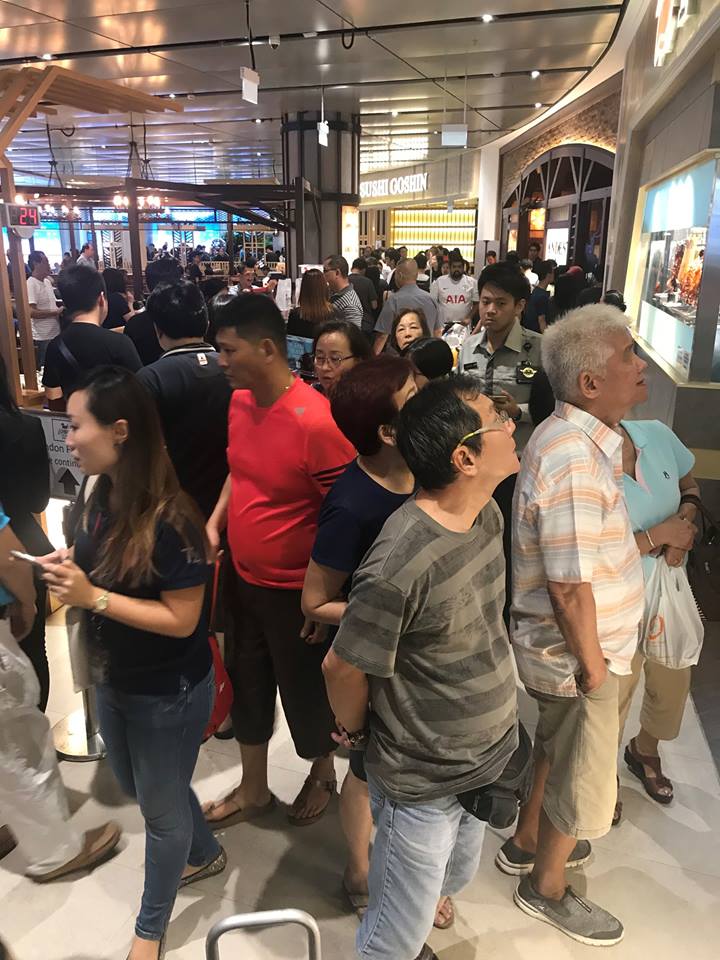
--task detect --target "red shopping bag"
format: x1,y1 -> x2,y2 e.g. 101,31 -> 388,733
204,561 -> 233,740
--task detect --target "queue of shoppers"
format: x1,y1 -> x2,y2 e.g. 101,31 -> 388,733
0,244 -> 705,960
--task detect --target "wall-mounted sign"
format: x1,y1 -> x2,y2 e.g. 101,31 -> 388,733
545,227 -> 569,265
654,0 -> 696,67
360,172 -> 428,200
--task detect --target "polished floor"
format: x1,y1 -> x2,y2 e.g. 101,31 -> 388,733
2,615 -> 720,960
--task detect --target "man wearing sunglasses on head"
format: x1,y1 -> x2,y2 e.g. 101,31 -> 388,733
323,376 -> 520,960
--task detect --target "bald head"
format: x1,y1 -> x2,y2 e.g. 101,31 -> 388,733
394,258 -> 419,287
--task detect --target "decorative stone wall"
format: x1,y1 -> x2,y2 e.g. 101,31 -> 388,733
500,90 -> 621,203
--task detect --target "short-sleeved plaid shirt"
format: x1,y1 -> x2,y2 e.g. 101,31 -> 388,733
511,401 -> 644,697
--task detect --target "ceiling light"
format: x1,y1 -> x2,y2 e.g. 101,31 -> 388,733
256,151 -> 261,157
41,53 -> 53,61
254,117 -> 262,124
303,31 -> 318,38
531,70 -> 540,79
391,110 -> 399,117
169,93 -> 176,99
481,14 -> 494,23
534,102 -> 542,108
14,193 -> 25,204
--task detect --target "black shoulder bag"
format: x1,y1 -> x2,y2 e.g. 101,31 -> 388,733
684,495 -> 720,621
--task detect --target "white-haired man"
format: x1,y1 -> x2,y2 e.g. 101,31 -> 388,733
505,305 -> 646,946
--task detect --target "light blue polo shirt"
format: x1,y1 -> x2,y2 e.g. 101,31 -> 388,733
620,420 -> 695,580
0,503 -> 14,605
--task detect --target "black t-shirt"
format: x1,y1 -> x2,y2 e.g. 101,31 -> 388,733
136,345 -> 232,519
0,410 -> 53,556
103,291 -> 131,330
286,307 -> 318,340
124,310 -> 163,366
74,506 -> 212,695
348,274 -> 378,334
312,459 -> 409,583
42,322 -> 142,396
523,286 -> 550,333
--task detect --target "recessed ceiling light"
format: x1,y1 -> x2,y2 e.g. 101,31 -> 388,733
256,151 -> 261,157
391,110 -> 399,117
303,31 -> 318,38
168,93 -> 176,99
531,70 -> 541,79
41,53 -> 53,60
481,14 -> 494,23
255,117 -> 262,124
534,102 -> 542,108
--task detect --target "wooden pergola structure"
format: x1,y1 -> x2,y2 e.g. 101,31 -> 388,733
0,65 -> 182,404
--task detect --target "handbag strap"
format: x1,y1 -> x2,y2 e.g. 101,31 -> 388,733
57,335 -> 81,377
209,559 -> 221,626
682,495 -> 720,535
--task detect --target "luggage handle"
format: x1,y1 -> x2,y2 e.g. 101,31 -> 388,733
205,909 -> 321,960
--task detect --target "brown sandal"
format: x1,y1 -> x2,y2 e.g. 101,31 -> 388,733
287,776 -> 336,826
624,738 -> 674,805
612,776 -> 622,826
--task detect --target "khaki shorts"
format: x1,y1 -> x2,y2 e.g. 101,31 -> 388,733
530,672 -> 619,840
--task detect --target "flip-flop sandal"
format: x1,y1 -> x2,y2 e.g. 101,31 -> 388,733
433,896 -> 455,930
287,776 -> 337,827
179,847 -> 227,888
343,881 -> 369,918
203,791 -> 276,830
624,738 -> 674,805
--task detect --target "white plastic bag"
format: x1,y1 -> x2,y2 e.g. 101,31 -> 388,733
640,559 -> 704,668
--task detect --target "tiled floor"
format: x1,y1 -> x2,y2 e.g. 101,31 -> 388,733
2,616 -> 720,959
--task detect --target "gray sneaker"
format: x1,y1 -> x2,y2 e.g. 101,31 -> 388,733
514,877 -> 624,946
495,837 -> 592,876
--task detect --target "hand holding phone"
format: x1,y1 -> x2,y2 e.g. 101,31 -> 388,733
9,550 -> 44,568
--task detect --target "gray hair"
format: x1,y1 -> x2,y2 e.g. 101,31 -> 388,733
541,304 -> 632,404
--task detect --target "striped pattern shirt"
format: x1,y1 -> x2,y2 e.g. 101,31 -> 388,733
511,401 -> 644,697
330,284 -> 364,327
333,499 -> 518,803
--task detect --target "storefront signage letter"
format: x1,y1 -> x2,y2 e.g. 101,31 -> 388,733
360,172 -> 428,200
654,0 -> 696,67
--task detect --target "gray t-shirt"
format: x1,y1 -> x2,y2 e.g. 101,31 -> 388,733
374,283 -> 440,338
333,498 -> 518,803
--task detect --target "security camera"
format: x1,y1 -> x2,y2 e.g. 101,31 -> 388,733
269,35 -> 280,50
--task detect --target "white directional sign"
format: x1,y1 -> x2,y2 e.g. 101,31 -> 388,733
27,409 -> 83,501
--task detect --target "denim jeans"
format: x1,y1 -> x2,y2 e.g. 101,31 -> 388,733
96,668 -> 220,940
358,775 -> 486,960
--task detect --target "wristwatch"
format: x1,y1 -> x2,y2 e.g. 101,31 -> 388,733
92,590 -> 110,614
511,407 -> 523,423
345,727 -> 369,749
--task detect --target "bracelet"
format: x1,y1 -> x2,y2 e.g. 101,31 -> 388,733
645,529 -> 656,550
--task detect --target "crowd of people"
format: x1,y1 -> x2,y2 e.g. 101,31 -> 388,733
0,239 -> 703,960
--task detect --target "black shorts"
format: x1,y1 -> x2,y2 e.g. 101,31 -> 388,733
349,748 -> 367,781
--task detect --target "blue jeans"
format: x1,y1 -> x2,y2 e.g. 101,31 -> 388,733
96,669 -> 220,940
358,776 -> 486,960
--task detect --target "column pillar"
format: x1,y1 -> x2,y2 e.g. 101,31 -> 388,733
281,111 -> 360,276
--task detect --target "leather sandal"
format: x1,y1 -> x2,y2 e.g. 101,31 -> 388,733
287,776 -> 336,826
203,788 -> 275,830
624,737 -> 674,805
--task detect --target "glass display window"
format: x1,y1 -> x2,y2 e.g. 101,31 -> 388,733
629,156 -> 717,380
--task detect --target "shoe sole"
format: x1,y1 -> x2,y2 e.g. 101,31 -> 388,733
495,847 -> 592,877
513,888 -> 624,947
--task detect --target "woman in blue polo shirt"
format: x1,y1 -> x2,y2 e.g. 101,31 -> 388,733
614,418 -> 700,823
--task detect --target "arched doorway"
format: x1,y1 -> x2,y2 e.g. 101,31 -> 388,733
501,144 -> 614,273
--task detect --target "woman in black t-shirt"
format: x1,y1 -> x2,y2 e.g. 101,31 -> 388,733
102,268 -> 135,331
41,367 -> 223,960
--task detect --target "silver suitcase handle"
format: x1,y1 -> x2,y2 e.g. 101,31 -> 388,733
205,908 -> 321,960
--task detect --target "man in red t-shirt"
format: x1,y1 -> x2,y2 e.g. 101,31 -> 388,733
204,294 -> 354,827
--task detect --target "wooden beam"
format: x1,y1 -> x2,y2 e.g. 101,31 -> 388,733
0,207 -> 21,404
0,67 -> 59,151
0,162 -> 37,390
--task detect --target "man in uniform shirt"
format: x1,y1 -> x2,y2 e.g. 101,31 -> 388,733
457,261 -> 543,618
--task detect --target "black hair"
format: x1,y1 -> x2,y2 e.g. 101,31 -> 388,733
313,319 -> 373,361
536,260 -> 555,282
486,250 -> 497,258
576,285 -> 603,307
395,375 -> 485,491
603,289 -> 627,312
528,240 -> 541,252
352,257 -> 367,271
146,257 -> 183,292
448,250 -> 465,265
56,264 -> 106,316
414,252 -> 428,270
0,351 -> 18,414
477,261 -> 531,302
384,248 -> 400,265
199,276 -> 229,302
505,250 -> 520,264
145,280 -> 209,340
28,250 -> 46,272
102,267 -> 128,296
519,258 -> 533,271
214,291 -> 287,357
324,254 -> 350,278
402,337 -> 454,380
551,273 -> 582,317
80,242 -> 92,253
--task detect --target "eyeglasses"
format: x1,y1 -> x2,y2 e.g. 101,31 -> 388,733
313,353 -> 354,368
451,408 -> 512,461
322,267 -> 338,274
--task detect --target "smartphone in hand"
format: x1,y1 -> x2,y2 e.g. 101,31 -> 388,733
9,550 -> 44,568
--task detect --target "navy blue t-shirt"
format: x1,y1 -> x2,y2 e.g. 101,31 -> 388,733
312,459 -> 409,582
523,286 -> 550,333
74,508 -> 212,695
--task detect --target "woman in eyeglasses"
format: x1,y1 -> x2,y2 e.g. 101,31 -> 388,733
312,320 -> 372,395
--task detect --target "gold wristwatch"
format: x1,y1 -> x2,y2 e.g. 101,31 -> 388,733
92,590 -> 110,614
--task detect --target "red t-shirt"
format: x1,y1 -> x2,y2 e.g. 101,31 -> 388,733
227,378 -> 355,589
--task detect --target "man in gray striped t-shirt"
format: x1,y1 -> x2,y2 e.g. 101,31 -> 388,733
323,376 -> 519,960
